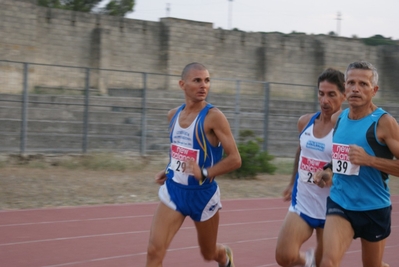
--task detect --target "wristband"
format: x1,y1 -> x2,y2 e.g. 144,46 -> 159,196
323,162 -> 332,171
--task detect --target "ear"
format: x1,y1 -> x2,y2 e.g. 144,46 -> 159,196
372,85 -> 379,96
179,80 -> 185,90
341,91 -> 346,101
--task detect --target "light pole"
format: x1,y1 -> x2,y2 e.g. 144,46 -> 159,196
336,12 -> 342,36
166,3 -> 170,17
228,0 -> 233,30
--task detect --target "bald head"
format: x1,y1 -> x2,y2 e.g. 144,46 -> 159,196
181,62 -> 208,80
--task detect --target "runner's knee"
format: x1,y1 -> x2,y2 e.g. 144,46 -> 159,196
275,249 -> 297,266
146,242 -> 165,261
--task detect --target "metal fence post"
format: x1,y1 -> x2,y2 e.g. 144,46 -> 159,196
263,82 -> 270,152
20,63 -> 29,154
82,68 -> 90,153
314,86 -> 319,112
234,80 -> 241,140
140,73 -> 147,156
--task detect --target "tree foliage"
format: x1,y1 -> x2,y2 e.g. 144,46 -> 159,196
38,0 -> 135,16
230,130 -> 277,179
38,0 -> 101,12
103,0 -> 135,16
362,35 -> 398,46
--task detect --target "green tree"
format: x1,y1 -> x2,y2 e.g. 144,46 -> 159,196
38,0 -> 102,12
230,130 -> 277,179
38,0 -> 135,16
104,0 -> 135,16
362,35 -> 397,46
38,0 -> 63,8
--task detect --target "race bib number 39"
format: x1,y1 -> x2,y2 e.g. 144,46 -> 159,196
332,143 -> 360,175
170,144 -> 199,175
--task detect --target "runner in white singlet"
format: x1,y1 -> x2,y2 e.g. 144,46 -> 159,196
275,68 -> 346,267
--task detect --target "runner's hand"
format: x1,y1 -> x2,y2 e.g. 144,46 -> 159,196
349,145 -> 370,166
155,170 -> 167,185
186,159 -> 202,181
314,169 -> 332,188
282,184 -> 293,201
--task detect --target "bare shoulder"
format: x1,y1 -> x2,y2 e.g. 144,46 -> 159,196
167,107 -> 179,122
208,106 -> 225,115
378,113 -> 399,136
331,109 -> 343,123
205,107 -> 230,127
378,113 -> 399,157
297,113 -> 314,132
206,107 -> 227,120
379,113 -> 399,125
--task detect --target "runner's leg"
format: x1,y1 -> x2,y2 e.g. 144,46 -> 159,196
320,215 -> 353,267
194,211 -> 229,265
361,238 -> 386,267
275,211 -> 314,266
146,202 -> 185,267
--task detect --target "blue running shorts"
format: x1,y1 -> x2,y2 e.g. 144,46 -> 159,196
159,178 -> 222,222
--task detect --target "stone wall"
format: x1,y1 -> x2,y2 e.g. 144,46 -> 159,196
0,0 -> 398,95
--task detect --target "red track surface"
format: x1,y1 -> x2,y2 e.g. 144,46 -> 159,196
0,196 -> 398,267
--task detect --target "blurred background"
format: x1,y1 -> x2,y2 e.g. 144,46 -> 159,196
1,0 -> 399,158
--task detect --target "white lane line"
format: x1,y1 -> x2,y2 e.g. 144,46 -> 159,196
40,237 -> 277,267
6,234 -> 399,267
0,207 -> 287,227
0,219 -> 283,246
0,215 -> 152,227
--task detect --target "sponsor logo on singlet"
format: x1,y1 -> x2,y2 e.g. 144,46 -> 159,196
306,140 -> 325,152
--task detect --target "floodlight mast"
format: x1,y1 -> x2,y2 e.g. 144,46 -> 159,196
228,0 -> 233,30
336,12 -> 342,36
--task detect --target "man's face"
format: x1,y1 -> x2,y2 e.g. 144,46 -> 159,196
318,80 -> 345,116
179,68 -> 210,102
345,69 -> 378,107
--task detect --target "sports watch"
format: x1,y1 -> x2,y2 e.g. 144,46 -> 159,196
201,168 -> 208,180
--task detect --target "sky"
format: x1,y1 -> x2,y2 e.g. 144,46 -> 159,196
99,0 -> 399,40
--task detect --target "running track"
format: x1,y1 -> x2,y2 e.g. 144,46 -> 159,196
1,196 -> 398,267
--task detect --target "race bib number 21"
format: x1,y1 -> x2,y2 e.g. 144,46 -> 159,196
298,156 -> 327,184
332,143 -> 359,175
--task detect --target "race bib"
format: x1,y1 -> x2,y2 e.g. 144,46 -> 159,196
332,143 -> 360,175
170,144 -> 199,175
298,156 -> 328,184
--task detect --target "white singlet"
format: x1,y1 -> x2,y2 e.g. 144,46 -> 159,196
293,122 -> 332,220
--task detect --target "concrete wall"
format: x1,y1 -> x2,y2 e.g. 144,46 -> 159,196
0,0 -> 398,94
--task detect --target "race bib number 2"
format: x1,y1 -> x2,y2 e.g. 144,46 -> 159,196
170,144 -> 199,175
298,156 -> 327,184
332,143 -> 359,175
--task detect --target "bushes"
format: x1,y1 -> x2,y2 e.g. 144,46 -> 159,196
362,35 -> 398,46
230,130 -> 277,179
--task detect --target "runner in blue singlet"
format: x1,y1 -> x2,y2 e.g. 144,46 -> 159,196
145,62 -> 241,267
315,61 -> 398,267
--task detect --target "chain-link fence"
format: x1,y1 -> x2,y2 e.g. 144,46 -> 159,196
1,60 -> 398,157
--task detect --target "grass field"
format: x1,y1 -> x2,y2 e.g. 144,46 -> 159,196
0,153 -> 398,210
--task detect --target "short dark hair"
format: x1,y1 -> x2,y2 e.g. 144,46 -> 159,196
181,62 -> 207,80
345,61 -> 378,86
317,68 -> 345,93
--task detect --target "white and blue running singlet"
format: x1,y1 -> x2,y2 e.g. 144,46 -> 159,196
158,103 -> 224,221
330,108 -> 393,211
166,103 -> 223,185
291,112 -> 332,220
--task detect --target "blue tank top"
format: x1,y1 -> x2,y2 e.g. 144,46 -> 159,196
165,103 -> 223,186
330,108 -> 392,211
